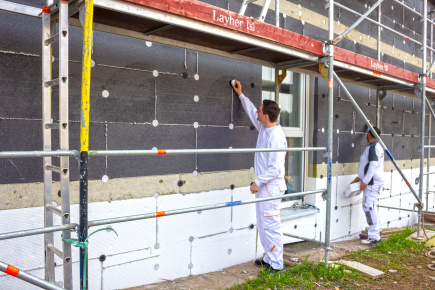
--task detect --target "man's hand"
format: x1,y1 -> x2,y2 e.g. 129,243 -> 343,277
360,180 -> 367,191
232,79 -> 242,96
250,182 -> 259,194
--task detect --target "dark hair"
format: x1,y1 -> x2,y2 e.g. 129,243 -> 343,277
368,127 -> 381,138
262,100 -> 280,122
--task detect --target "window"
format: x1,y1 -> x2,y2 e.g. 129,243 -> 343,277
262,67 -> 307,205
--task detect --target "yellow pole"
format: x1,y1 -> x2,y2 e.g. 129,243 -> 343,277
80,0 -> 94,152
79,1 -> 94,289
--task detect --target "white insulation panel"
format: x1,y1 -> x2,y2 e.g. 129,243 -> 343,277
2,166 -> 435,289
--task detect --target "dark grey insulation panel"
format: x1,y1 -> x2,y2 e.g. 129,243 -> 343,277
0,1 -> 260,184
1,0 -> 434,185
311,76 -> 434,165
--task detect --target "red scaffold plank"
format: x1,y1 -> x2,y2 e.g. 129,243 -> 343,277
334,47 -> 420,84
122,0 -> 435,90
123,0 -> 324,56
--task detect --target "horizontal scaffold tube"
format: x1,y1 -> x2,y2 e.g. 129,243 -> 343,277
377,205 -> 415,212
333,0 -> 384,45
334,2 -> 421,46
0,224 -> 78,241
0,261 -> 65,290
423,171 -> 435,175
333,72 -> 422,205
392,0 -> 423,17
88,189 -> 326,228
89,147 -> 327,157
283,232 -> 325,245
0,150 -> 78,158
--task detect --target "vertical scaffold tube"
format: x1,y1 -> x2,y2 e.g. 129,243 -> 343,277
427,114 -> 431,211
324,0 -> 334,268
275,0 -> 279,27
79,1 -> 94,289
430,12 -> 434,212
418,0 -> 427,238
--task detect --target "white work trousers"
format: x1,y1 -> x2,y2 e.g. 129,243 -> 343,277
362,185 -> 381,241
255,183 -> 284,270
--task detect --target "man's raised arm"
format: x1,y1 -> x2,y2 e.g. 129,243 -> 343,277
231,79 -> 262,131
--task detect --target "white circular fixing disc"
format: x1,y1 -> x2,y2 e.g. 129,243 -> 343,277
153,70 -> 159,77
152,120 -> 158,127
102,175 -> 109,182
102,90 -> 109,98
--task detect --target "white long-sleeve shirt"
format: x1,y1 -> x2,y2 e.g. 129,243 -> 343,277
239,94 -> 287,190
358,141 -> 384,186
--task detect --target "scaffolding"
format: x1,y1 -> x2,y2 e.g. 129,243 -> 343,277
0,0 -> 435,289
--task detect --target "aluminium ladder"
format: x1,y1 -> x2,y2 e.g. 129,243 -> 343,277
239,0 -> 273,22
42,0 -> 73,288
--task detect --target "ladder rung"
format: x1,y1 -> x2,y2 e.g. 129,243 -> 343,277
44,34 -> 59,46
44,123 -> 59,129
47,245 -> 64,259
45,165 -> 61,173
239,0 -> 259,15
46,205 -> 62,215
45,78 -> 59,87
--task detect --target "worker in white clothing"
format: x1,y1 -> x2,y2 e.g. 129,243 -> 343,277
231,79 -> 287,272
358,125 -> 384,245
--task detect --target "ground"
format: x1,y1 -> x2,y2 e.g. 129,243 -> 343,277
125,230 -> 435,289
125,239 -> 376,290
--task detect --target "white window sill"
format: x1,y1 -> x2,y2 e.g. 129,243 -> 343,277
280,205 -> 320,221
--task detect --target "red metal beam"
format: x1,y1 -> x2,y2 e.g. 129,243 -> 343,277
123,0 -> 324,55
123,0 -> 435,90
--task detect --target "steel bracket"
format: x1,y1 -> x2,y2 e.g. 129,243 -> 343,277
322,43 -> 333,57
377,90 -> 387,101
418,74 -> 426,84
319,62 -> 329,79
318,57 -> 328,64
321,191 -> 327,201
414,203 -> 424,211
414,84 -> 424,98
324,0 -> 330,9
277,68 -> 287,85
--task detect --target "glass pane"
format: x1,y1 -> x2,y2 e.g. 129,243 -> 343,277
261,67 -> 301,127
261,67 -> 275,102
284,137 -> 303,198
279,71 -> 300,127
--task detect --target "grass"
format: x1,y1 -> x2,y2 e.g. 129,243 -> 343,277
231,258 -> 366,289
231,227 -> 430,289
348,227 -> 428,272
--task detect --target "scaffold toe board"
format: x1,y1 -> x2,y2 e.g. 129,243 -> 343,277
65,0 -> 435,97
